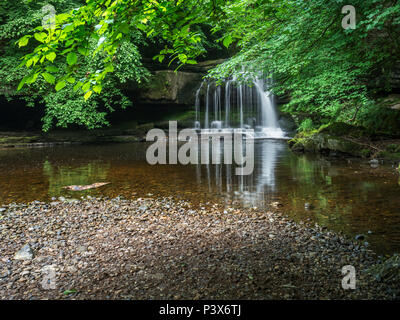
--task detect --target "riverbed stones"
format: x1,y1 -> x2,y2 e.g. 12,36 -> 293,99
14,244 -> 34,260
0,197 -> 396,300
0,264 -> 10,278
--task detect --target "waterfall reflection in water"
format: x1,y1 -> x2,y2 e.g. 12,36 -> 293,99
0,141 -> 399,254
196,139 -> 286,208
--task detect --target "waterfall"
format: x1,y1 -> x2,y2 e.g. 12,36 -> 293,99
225,80 -> 231,127
194,81 -> 205,130
194,77 -> 285,139
205,83 -> 210,129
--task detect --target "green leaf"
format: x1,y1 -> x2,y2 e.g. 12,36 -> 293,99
93,85 -> 102,94
26,59 -> 33,68
223,35 -> 233,48
46,65 -> 59,73
104,64 -> 114,73
73,81 -> 83,92
34,32 -> 47,43
82,82 -> 91,92
66,52 -> 78,66
55,80 -> 66,91
18,35 -> 31,47
42,72 -> 56,84
78,47 -> 89,56
46,52 -> 57,62
67,77 -> 76,84
63,289 -> 77,295
120,22 -> 130,34
17,76 -> 28,91
84,90 -> 93,101
26,73 -> 39,84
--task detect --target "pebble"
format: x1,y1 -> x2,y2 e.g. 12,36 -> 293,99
0,196 -> 396,300
14,244 -> 34,260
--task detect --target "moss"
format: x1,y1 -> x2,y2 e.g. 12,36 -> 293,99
0,135 -> 40,145
318,122 -> 369,138
376,151 -> 400,160
386,144 -> 399,152
291,141 -> 305,152
360,149 -> 372,158
367,254 -> 400,284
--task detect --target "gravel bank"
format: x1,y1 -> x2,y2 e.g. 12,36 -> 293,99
0,197 -> 396,299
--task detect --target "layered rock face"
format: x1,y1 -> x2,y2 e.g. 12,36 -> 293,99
136,70 -> 203,105
131,59 -> 226,106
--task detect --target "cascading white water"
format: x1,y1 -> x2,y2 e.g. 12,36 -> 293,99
194,77 -> 285,139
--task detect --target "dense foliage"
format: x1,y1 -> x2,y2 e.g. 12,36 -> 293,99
209,0 -> 400,131
1,0 -> 152,130
2,0 -> 400,131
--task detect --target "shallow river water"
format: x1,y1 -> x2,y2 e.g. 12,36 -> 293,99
0,140 -> 399,254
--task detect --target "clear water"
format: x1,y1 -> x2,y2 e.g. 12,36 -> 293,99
0,140 -> 399,254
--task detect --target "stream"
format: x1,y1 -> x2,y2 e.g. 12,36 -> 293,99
0,140 -> 399,255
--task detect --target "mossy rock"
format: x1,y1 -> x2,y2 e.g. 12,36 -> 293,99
291,141 -> 305,152
367,254 -> 400,286
385,144 -> 400,152
135,123 -> 154,135
376,151 -> 400,160
360,148 -> 373,158
0,135 -> 40,146
154,121 -> 170,130
288,130 -> 364,156
318,122 -> 368,137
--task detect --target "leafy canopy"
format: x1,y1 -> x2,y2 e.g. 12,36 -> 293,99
13,0 -> 400,132
209,0 -> 400,131
17,0 -> 224,99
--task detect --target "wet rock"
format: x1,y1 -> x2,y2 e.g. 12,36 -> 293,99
355,234 -> 366,241
304,203 -> 315,210
369,159 -> 379,168
271,202 -> 283,208
77,245 -> 87,253
0,264 -> 10,278
14,244 -> 34,260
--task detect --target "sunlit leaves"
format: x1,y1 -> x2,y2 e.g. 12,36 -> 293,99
46,52 -> 57,62
42,72 -> 56,84
55,80 -> 66,91
84,90 -> 93,101
208,0 -> 400,129
34,32 -> 47,43
223,35 -> 233,48
66,52 -> 78,65
17,0 -> 220,101
18,35 -> 31,47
